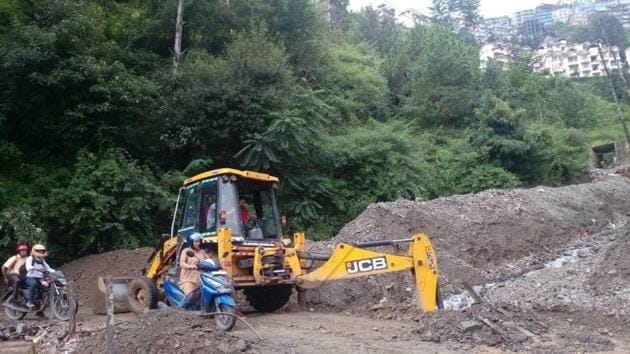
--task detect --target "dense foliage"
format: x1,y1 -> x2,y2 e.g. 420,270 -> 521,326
0,0 -> 628,263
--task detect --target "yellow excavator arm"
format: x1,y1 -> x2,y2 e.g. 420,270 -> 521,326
295,234 -> 439,312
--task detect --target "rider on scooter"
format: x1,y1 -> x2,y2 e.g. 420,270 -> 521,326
179,233 -> 209,295
24,244 -> 54,308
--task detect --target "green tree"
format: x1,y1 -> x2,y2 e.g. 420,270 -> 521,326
159,30 -> 294,167
40,149 -> 171,263
395,26 -> 480,127
347,7 -> 402,55
318,41 -> 390,122
430,0 -> 453,27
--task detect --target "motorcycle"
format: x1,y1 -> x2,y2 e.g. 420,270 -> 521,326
2,271 -> 74,321
162,252 -> 237,331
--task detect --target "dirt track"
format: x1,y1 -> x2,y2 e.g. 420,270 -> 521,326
2,175 -> 630,353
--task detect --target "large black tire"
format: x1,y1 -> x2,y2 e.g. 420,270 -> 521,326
3,294 -> 27,320
127,277 -> 159,315
214,303 -> 237,331
243,285 -> 293,313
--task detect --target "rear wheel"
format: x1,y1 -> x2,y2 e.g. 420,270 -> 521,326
3,294 -> 27,320
214,303 -> 237,331
127,277 -> 159,315
243,285 -> 293,312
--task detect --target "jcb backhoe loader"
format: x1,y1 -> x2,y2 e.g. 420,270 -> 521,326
103,169 -> 441,314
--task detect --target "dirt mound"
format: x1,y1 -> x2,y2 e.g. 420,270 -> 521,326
67,309 -> 250,353
590,221 -> 630,295
310,177 -> 630,308
60,248 -> 153,308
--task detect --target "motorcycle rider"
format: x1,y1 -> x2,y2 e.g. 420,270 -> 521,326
179,233 -> 209,294
2,244 -> 28,299
24,244 -> 55,308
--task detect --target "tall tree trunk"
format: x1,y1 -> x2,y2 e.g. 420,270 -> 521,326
173,0 -> 185,73
598,42 -> 630,146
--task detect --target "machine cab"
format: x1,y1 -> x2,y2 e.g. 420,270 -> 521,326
172,168 -> 283,244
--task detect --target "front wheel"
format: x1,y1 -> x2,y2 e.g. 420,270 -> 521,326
3,294 -> 27,320
214,303 -> 237,331
52,291 -> 72,321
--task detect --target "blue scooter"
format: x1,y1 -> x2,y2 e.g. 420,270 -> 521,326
163,252 -> 237,331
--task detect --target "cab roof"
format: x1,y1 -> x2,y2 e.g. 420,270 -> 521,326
183,168 -> 279,186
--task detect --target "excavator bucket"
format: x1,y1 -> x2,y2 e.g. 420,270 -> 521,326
92,276 -> 134,315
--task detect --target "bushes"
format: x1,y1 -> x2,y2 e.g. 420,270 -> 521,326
40,149 -> 171,263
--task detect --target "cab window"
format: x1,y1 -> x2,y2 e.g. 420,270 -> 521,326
237,180 -> 281,239
180,183 -> 199,232
199,178 -> 218,234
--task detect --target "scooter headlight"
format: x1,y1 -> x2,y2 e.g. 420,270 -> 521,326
201,273 -> 233,292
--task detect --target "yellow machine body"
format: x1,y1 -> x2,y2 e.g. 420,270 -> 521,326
134,168 -> 441,313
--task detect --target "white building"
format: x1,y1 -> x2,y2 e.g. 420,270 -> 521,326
532,38 -> 623,79
479,42 -> 527,70
477,16 -> 514,43
552,7 -> 572,24
513,9 -> 535,27
569,9 -> 589,26
396,8 -> 429,28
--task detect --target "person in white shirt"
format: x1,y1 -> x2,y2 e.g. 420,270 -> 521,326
2,244 -> 28,299
24,244 -> 54,308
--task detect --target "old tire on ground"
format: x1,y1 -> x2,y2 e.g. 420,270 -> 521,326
243,284 -> 293,312
127,277 -> 159,315
214,303 -> 237,331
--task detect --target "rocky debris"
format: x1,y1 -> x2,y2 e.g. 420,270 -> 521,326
66,309 -> 252,353
59,247 -> 153,308
460,320 -> 481,333
310,177 -> 630,308
0,322 -> 41,341
590,221 -> 630,296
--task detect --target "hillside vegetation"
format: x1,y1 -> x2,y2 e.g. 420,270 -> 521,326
0,0 -> 628,263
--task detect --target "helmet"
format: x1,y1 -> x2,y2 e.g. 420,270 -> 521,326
16,244 -> 28,252
190,233 -> 203,241
32,244 -> 47,257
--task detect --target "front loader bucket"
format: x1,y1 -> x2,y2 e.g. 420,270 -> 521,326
92,276 -> 134,315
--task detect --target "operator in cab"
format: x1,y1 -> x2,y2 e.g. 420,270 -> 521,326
179,233 -> 209,294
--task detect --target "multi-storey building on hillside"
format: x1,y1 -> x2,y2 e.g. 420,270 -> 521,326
396,8 -> 430,28
477,16 -> 514,42
532,37 -> 623,79
479,42 -> 528,69
606,0 -> 630,29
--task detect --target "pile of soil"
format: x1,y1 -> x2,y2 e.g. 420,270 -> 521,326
69,309 -> 250,353
309,176 -> 630,309
59,248 -> 153,307
591,221 -> 630,289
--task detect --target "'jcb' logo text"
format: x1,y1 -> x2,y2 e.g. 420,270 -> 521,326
346,257 -> 388,274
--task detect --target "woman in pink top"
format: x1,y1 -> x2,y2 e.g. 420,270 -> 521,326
179,233 -> 209,294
